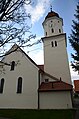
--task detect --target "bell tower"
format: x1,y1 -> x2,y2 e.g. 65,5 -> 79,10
42,9 -> 63,37
42,10 -> 71,84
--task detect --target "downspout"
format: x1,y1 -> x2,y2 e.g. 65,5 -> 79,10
71,87 -> 74,108
38,70 -> 40,109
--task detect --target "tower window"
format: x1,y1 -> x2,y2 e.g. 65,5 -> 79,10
55,41 -> 57,47
51,41 -> 58,47
51,28 -> 54,33
59,29 -> 61,33
11,61 -> 15,71
17,77 -> 22,93
0,78 -> 4,93
46,32 -> 47,36
51,41 -> 54,47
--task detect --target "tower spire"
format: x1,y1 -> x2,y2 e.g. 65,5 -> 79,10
50,4 -> 52,12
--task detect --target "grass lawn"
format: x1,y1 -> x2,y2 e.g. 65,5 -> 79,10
0,109 -> 76,119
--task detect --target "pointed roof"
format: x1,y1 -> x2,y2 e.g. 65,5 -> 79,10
1,44 -> 39,68
10,44 -> 39,68
45,11 -> 59,20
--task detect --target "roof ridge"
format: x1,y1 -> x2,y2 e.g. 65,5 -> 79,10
2,44 -> 39,68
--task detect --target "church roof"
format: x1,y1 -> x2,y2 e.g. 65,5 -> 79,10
74,80 -> 79,93
45,11 -> 59,20
38,65 -> 44,71
9,44 -> 39,68
1,44 -> 39,68
1,44 -> 72,90
39,81 -> 72,92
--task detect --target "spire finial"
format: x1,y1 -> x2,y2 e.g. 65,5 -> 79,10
50,4 -> 52,12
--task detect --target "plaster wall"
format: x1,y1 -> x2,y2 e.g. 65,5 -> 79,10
43,34 -> 71,84
0,50 -> 39,109
39,91 -> 72,109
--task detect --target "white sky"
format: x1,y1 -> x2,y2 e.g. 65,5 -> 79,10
25,0 -> 50,24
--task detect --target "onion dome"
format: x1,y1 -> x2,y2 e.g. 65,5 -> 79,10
45,11 -> 59,20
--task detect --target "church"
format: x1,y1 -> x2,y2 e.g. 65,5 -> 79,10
0,10 -> 73,109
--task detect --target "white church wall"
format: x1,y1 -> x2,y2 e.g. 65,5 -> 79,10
0,50 -> 39,109
39,91 -> 72,109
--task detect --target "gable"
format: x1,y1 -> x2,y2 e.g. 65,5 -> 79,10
1,44 -> 39,70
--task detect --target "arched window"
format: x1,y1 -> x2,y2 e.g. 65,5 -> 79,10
46,32 -> 47,36
59,29 -> 61,33
51,41 -> 54,47
0,78 -> 4,93
55,41 -> 57,47
17,77 -> 22,93
11,61 -> 15,71
51,28 -> 54,33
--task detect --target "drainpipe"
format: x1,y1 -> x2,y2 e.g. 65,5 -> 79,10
38,70 -> 40,109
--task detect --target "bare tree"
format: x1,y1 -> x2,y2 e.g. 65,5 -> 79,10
0,0 -> 40,58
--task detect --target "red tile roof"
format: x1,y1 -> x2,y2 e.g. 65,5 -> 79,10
74,80 -> 79,93
38,65 -> 44,71
45,11 -> 59,20
39,81 -> 72,92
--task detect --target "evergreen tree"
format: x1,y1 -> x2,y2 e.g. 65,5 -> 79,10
69,2 -> 79,72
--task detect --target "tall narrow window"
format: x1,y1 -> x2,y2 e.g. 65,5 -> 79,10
55,41 -> 57,47
51,41 -> 54,47
11,61 -> 15,71
17,77 -> 22,93
51,28 -> 54,33
59,29 -> 61,33
0,78 -> 4,93
46,32 -> 47,36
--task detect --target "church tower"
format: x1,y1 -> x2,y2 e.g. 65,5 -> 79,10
42,10 -> 71,84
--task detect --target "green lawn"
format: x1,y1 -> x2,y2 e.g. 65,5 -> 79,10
0,109 -> 76,119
